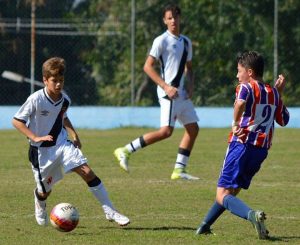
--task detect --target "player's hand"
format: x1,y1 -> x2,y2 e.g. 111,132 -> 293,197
72,136 -> 82,149
275,74 -> 286,96
164,85 -> 178,99
232,126 -> 245,138
32,135 -> 53,143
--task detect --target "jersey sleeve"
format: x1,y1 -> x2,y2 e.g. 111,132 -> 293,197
275,99 -> 290,126
149,36 -> 163,60
13,95 -> 36,123
62,92 -> 71,119
186,37 -> 192,62
235,83 -> 249,101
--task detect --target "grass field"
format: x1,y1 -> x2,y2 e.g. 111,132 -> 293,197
0,128 -> 299,245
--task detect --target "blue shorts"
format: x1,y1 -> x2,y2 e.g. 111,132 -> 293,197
217,141 -> 268,189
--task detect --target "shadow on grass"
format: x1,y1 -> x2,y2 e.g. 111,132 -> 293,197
73,225 -> 196,236
120,226 -> 195,231
74,226 -> 300,243
268,236 -> 300,243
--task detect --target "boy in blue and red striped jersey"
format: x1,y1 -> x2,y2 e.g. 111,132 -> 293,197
196,51 -> 289,240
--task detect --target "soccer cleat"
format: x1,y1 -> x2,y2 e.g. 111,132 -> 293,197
248,210 -> 269,240
196,223 -> 215,235
34,189 -> 48,226
114,147 -> 130,172
171,168 -> 200,180
103,205 -> 130,226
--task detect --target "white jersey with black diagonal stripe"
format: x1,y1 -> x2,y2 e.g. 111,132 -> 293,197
149,30 -> 192,99
13,88 -> 70,147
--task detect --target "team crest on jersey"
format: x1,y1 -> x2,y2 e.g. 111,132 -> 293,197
172,44 -> 176,49
41,110 -> 50,116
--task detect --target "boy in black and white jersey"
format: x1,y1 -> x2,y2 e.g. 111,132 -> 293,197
12,57 -> 130,227
114,4 -> 199,180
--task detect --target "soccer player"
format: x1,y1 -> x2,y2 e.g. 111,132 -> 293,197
12,57 -> 130,227
114,4 -> 199,180
195,51 -> 289,239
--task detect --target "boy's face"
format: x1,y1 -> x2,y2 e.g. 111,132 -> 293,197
236,63 -> 252,84
163,10 -> 180,35
43,75 -> 64,97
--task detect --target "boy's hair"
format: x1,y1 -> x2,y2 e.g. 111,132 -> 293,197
236,51 -> 264,78
163,3 -> 181,18
42,57 -> 65,79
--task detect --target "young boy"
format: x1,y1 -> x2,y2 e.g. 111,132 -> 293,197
114,4 -> 199,180
12,57 -> 130,227
196,51 -> 289,239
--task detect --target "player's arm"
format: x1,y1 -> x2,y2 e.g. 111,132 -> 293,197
274,74 -> 285,96
12,118 -> 53,143
232,99 -> 246,137
274,74 -> 290,126
143,55 -> 178,99
185,60 -> 194,98
64,117 -> 81,148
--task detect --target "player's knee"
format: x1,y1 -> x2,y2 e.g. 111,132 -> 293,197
84,168 -> 96,183
216,195 -> 224,206
190,123 -> 199,136
37,190 -> 51,200
159,128 -> 173,139
193,125 -> 199,137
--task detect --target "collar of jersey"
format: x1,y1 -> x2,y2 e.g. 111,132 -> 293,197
166,30 -> 182,40
43,88 -> 63,106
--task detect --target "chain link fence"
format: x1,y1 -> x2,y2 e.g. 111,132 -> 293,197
1,1 -> 299,107
1,17 -> 129,105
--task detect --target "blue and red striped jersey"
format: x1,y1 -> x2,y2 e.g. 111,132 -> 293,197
228,80 -> 289,149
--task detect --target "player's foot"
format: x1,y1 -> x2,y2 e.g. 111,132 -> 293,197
103,205 -> 130,226
114,147 -> 130,172
248,210 -> 269,240
34,189 -> 48,226
171,168 -> 200,180
196,223 -> 215,235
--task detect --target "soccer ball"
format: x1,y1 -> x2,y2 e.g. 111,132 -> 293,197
50,203 -> 79,232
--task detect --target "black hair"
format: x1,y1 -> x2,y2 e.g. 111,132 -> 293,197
236,51 -> 264,77
162,3 -> 181,18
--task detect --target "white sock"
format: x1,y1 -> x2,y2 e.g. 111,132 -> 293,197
174,153 -> 189,169
125,136 -> 145,153
89,183 -> 115,210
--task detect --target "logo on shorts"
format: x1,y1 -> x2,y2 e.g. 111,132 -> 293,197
41,110 -> 49,116
47,176 -> 53,185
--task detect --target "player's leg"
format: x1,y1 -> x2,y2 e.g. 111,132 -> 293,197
72,163 -> 130,226
114,96 -> 175,172
196,142 -> 244,235
171,99 -> 199,180
33,188 -> 51,226
114,126 -> 174,172
217,187 -> 269,239
196,201 -> 225,235
29,145 -> 52,226
217,143 -> 269,239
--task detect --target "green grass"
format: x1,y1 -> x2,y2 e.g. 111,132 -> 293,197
0,128 -> 299,245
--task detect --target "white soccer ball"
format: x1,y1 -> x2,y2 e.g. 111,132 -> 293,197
50,203 -> 79,232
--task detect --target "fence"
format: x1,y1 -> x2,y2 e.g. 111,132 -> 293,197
1,1 -> 299,107
1,17 -> 127,105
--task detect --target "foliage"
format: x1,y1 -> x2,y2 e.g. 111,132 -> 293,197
0,0 -> 299,106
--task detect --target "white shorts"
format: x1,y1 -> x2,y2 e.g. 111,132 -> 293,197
29,140 -> 87,193
159,96 -> 199,127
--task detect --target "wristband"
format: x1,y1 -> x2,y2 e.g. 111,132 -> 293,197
232,120 -> 239,127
